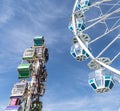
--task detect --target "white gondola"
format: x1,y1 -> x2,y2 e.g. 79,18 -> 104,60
10,82 -> 28,98
77,0 -> 90,12
88,69 -> 114,93
70,37 -> 90,61
22,48 -> 35,60
68,19 -> 85,32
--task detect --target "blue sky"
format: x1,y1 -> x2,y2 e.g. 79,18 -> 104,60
0,0 -> 120,111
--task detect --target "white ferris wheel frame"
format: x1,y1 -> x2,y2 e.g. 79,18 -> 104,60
71,0 -> 120,75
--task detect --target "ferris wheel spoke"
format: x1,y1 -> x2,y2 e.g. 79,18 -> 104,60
106,16 -> 120,20
89,24 -> 120,44
85,14 -> 120,25
111,52 -> 120,63
102,0 -> 120,14
83,8 -> 120,32
96,34 -> 120,58
101,3 -> 120,6
110,18 -> 120,29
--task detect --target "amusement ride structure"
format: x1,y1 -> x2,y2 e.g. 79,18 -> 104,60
5,36 -> 49,111
68,0 -> 120,93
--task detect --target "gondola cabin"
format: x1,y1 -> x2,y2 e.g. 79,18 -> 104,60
18,63 -> 32,79
70,37 -> 89,61
34,36 -> 44,46
88,70 -> 114,93
22,48 -> 35,60
10,82 -> 27,98
68,19 -> 85,32
77,0 -> 90,12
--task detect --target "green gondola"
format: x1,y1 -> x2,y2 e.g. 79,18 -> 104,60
18,63 -> 32,79
34,36 -> 44,46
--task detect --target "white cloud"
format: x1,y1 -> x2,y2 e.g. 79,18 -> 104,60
0,99 -> 10,111
0,104 -> 6,111
42,87 -> 120,111
43,96 -> 119,111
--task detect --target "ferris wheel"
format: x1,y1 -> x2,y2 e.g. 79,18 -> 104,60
5,36 -> 49,111
68,0 -> 120,93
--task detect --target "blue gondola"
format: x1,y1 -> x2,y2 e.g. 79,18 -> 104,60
88,70 -> 114,93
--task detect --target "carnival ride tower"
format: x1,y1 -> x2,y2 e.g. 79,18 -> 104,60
5,36 -> 49,111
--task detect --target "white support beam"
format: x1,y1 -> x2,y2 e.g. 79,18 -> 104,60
96,34 -> 120,58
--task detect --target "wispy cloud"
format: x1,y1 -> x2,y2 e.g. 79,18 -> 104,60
43,89 -> 120,111
0,101 -> 7,111
0,105 -> 5,111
